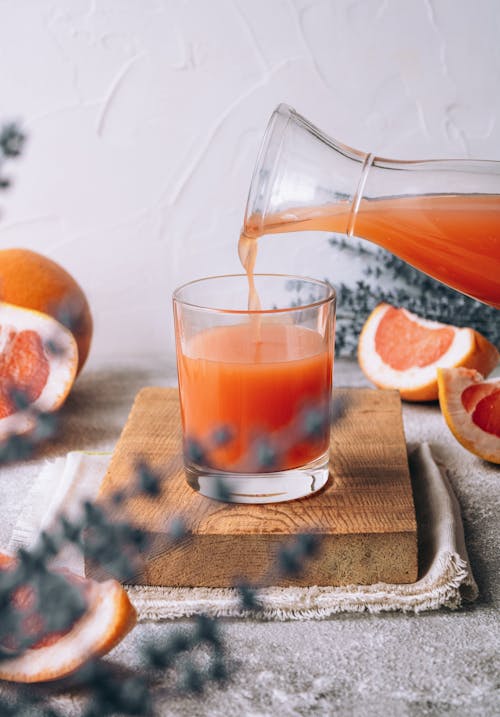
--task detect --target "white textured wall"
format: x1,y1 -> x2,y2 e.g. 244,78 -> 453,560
1,0 -> 499,367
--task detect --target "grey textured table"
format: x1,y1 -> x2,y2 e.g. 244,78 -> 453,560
0,359 -> 498,716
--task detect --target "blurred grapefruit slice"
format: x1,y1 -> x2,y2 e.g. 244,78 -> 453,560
0,553 -> 137,683
358,303 -> 499,401
438,367 -> 500,464
0,302 -> 78,440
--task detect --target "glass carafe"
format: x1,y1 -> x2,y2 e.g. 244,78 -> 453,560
243,104 -> 500,309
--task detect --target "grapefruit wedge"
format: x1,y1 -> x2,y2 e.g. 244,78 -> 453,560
0,553 -> 137,683
0,302 -> 78,440
358,303 -> 499,401
438,367 -> 500,464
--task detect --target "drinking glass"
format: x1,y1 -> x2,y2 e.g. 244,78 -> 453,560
173,274 -> 336,503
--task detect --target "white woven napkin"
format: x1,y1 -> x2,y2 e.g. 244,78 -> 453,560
7,443 -> 477,620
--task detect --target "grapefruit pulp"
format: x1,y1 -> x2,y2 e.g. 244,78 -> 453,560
0,302 -> 78,440
358,303 -> 499,401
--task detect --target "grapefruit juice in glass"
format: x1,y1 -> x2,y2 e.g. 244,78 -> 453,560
173,274 -> 335,503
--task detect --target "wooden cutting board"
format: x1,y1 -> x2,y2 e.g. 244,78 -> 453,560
87,387 -> 418,587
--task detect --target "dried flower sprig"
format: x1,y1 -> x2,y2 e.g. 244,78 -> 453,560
0,123 -> 25,191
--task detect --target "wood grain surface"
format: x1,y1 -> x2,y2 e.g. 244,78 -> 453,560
87,387 -> 418,587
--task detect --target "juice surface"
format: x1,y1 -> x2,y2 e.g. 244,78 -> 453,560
242,194 -> 500,308
177,322 -> 333,472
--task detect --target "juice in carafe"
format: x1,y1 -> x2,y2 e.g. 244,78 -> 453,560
241,194 -> 500,309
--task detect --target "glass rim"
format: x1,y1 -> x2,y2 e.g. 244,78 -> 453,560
172,273 -> 336,315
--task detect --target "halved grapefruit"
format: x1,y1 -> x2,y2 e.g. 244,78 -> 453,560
0,552 -> 137,683
438,367 -> 500,464
0,302 -> 78,440
358,303 -> 499,401
0,248 -> 93,374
